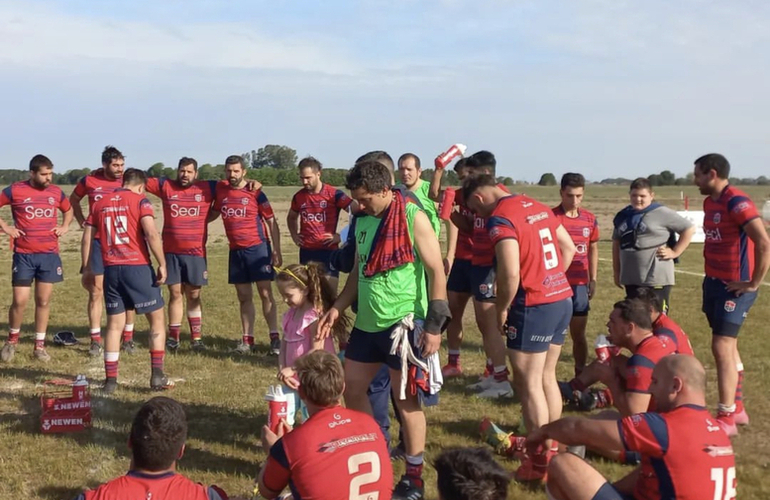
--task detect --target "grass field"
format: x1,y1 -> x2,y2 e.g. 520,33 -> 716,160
1,184 -> 769,499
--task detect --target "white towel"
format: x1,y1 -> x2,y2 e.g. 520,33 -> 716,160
389,315 -> 443,400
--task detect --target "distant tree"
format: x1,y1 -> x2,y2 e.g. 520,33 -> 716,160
501,177 -> 515,186
538,173 -> 557,186
252,145 -> 298,170
757,176 -> 770,186
659,170 -> 676,186
276,169 -> 299,186
197,163 -> 224,180
162,167 -> 176,178
147,162 -> 165,177
647,174 -> 662,186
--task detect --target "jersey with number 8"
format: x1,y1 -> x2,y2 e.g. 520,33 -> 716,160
86,190 -> 155,267
262,406 -> 393,500
487,195 -> 572,306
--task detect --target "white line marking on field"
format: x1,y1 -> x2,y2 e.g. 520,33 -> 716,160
597,258 -> 770,287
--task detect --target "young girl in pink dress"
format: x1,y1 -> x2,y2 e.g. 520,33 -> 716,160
274,263 -> 350,423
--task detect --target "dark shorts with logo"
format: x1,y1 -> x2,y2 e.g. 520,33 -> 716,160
702,277 -> 757,338
12,253 -> 64,286
228,244 -> 274,284
166,253 -> 208,286
470,264 -> 496,302
505,297 -> 572,353
104,264 -> 164,315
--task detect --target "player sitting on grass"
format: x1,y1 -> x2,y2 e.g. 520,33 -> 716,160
72,397 -> 228,500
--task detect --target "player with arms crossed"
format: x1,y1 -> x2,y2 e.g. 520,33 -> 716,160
532,355 -> 736,500
287,156 -> 354,291
319,160 -> 450,500
145,157 -> 219,352
463,173 -> 575,481
256,350 -> 392,500
72,146 -> 137,355
0,155 -> 73,363
552,173 -> 599,376
82,169 -> 173,394
213,155 -> 282,355
693,153 -> 770,436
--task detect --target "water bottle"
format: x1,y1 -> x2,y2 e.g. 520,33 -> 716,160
265,385 -> 288,433
438,188 -> 456,220
72,375 -> 88,400
434,143 -> 467,170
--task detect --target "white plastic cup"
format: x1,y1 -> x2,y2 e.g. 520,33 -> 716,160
595,335 -> 611,363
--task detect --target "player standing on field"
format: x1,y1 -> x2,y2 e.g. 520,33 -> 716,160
82,169 -> 173,394
0,155 -> 73,363
145,157 -> 218,353
693,153 -> 770,436
72,146 -> 137,355
463,173 -> 575,482
213,155 -> 283,355
397,153 -> 441,235
287,156 -> 354,291
551,173 -> 599,377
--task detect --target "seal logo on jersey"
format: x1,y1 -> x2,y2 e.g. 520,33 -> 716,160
489,227 -> 501,239
195,194 -> 202,202
320,200 -> 327,208
724,300 -> 736,312
583,227 -> 590,237
713,212 -> 721,224
48,197 -> 55,205
241,197 -> 249,206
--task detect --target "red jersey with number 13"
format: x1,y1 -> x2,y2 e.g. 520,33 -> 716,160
487,195 -> 572,306
86,190 -> 154,267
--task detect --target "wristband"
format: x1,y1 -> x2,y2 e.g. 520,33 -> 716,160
424,299 -> 451,334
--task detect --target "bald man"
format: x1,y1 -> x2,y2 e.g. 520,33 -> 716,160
528,355 -> 736,500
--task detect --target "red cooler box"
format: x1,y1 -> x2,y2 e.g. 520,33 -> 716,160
40,375 -> 92,434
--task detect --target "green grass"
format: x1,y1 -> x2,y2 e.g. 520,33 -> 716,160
1,185 -> 769,499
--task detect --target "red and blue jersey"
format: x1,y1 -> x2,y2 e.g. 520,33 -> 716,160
703,185 -> 760,282
619,405 -> 736,500
653,313 -> 693,356
146,177 -> 216,257
290,183 -> 352,249
214,183 -> 275,250
86,189 -> 155,267
471,184 -> 509,266
440,188 -> 474,261
73,169 -> 123,212
487,195 -> 573,306
262,406 -> 392,500
552,205 -> 599,285
625,335 -> 677,394
74,471 -> 228,500
0,181 -> 71,254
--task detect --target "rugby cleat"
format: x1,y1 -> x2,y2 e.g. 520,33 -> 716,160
269,338 -> 281,356
392,475 -> 424,500
89,341 -> 103,357
151,371 -> 175,391
441,363 -> 463,378
101,377 -> 118,395
191,339 -> 207,352
121,340 -> 136,355
32,348 -> 51,363
716,413 -> 738,438
476,380 -> 514,399
734,408 -> 749,426
558,380 -> 579,404
231,341 -> 252,355
165,339 -> 179,353
466,375 -> 494,392
1,342 -> 16,362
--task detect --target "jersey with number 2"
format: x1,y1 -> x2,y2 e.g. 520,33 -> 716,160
487,195 -> 572,306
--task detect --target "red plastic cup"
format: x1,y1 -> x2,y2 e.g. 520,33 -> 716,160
595,335 -> 611,363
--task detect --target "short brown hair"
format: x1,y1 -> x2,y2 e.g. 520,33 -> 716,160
295,350 -> 344,407
630,177 -> 652,192
178,157 -> 198,170
225,155 -> 244,168
613,298 -> 653,330
29,154 -> 53,172
298,156 -> 322,172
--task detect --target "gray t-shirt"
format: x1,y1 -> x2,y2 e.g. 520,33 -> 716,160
612,205 -> 694,286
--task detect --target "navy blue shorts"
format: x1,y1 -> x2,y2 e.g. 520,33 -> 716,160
166,253 -> 208,286
447,258 -> 473,294
12,253 -> 63,286
228,244 -> 274,284
702,277 -> 758,338
299,247 -> 339,278
104,265 -> 164,315
346,323 -> 418,371
90,238 -> 105,275
591,483 -> 634,500
470,264 -> 496,302
571,284 -> 590,316
506,297 -> 572,352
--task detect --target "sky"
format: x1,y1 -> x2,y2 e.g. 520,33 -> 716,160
1,0 -> 768,181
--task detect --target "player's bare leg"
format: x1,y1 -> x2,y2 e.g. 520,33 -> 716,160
544,343 -> 564,427
146,307 -> 173,390
342,359 -> 383,415
713,335 -> 739,434
1,285 -> 30,363
569,315 -> 588,375
102,312 -> 126,394
31,281 -> 54,361
443,291 -> 471,377
256,279 -> 280,355
511,348 -> 552,481
233,283 -> 256,353
166,283 -> 184,351
184,284 -> 205,350
546,453 -> 610,500
472,300 -> 512,398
